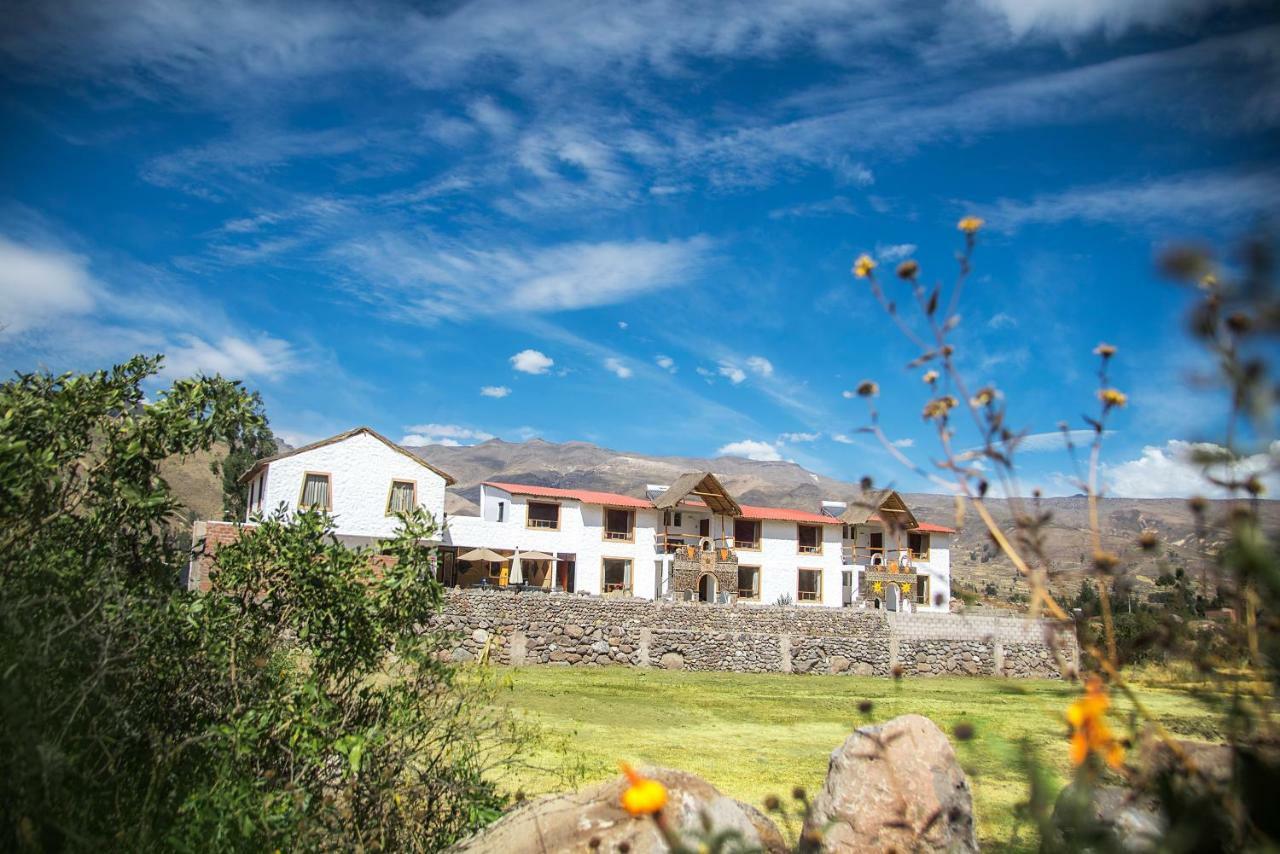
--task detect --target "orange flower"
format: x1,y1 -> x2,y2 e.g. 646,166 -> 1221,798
957,216 -> 984,234
1066,677 -> 1124,769
853,254 -> 877,278
619,763 -> 667,816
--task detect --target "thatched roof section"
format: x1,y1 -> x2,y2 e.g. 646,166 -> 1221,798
652,471 -> 742,516
839,489 -> 918,529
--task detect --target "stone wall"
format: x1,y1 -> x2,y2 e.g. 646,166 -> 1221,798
434,590 -> 1076,678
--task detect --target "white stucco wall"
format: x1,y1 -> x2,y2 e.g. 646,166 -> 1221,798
449,486 -> 661,595
748,520 -> 845,605
251,431 -> 449,539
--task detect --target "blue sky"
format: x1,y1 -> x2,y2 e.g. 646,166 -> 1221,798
2,0 -> 1278,498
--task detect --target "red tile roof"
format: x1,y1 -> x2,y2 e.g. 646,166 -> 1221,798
738,503 -> 842,525
482,482 -> 653,509
481,481 -> 938,528
912,521 -> 956,534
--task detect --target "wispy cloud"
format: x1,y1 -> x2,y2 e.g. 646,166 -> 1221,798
0,236 -> 97,335
982,167 -> 1280,231
401,423 -> 495,446
603,357 -> 633,379
768,196 -> 857,220
655,354 -> 677,373
480,385 -> 511,398
336,234 -> 712,321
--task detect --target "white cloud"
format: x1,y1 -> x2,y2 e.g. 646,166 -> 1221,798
841,390 -> 856,399
603,357 -> 633,379
779,431 -> 820,443
695,366 -> 715,383
510,349 -> 554,374
716,439 -> 782,461
717,361 -> 746,384
655,354 -> 677,373
1018,429 -> 1104,453
892,437 -> 915,448
480,385 -> 511,398
337,234 -> 712,321
832,433 -> 855,444
987,312 -> 1018,329
767,196 -> 857,220
977,0 -> 1247,40
875,243 -> 916,262
0,237 -> 97,335
1103,439 -> 1280,498
617,320 -> 628,330
401,423 -> 496,446
746,355 -> 774,377
161,333 -> 298,381
984,168 -> 1280,232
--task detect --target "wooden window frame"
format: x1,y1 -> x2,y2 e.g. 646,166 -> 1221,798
602,507 -> 636,543
797,567 -> 823,603
734,519 -> 762,551
526,500 -> 562,531
297,471 -> 333,511
698,517 -> 711,537
797,523 -> 823,555
915,573 -> 930,605
908,532 -> 931,561
601,557 -> 633,595
385,479 -> 418,516
737,565 -> 761,600
496,500 -> 505,523
488,560 -> 503,579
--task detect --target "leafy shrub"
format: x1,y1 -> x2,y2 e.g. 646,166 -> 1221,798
0,356 -> 520,850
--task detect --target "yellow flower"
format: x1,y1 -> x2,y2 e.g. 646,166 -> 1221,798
957,216 -> 984,234
619,763 -> 667,816
1098,388 -> 1127,408
853,254 -> 877,278
922,370 -> 939,384
1066,677 -> 1124,769
922,395 -> 959,421
1199,273 -> 1217,290
1093,343 -> 1116,358
970,387 -> 995,407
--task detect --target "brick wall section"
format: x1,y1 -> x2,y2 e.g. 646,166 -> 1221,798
185,520 -> 254,592
434,590 -> 1077,678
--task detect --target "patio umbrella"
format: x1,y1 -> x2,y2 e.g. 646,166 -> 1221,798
508,551 -> 525,585
457,547 -> 507,562
516,550 -> 554,561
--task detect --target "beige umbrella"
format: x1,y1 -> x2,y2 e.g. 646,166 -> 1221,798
458,547 -> 507,562
516,550 -> 554,561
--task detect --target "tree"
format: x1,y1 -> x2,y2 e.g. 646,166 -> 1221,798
217,409 -> 277,521
0,356 -> 518,850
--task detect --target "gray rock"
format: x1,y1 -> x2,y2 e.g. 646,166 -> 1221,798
661,652 -> 685,670
591,640 -> 611,654
804,714 -> 978,853
470,628 -> 489,644
829,655 -> 849,674
450,648 -> 474,663
1048,783 -> 1165,853
564,624 -> 585,638
450,767 -> 786,853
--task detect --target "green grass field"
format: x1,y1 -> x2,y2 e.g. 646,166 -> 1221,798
490,667 -> 1223,852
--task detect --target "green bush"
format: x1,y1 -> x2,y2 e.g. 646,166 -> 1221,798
0,356 -> 518,850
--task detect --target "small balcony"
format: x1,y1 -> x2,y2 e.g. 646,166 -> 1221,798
842,546 -> 928,570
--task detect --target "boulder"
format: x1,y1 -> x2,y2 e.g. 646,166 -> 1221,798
1047,783 -> 1165,852
470,628 -> 489,644
450,767 -> 786,853
804,714 -> 978,853
564,624 -> 585,638
660,652 -> 685,670
829,655 -> 849,674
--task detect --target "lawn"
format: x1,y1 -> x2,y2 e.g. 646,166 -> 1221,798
489,667 -> 1223,852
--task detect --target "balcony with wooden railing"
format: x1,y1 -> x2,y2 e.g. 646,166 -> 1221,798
841,546 -> 929,568
654,532 -> 734,554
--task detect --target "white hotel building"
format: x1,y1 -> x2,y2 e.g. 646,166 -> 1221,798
228,427 -> 954,612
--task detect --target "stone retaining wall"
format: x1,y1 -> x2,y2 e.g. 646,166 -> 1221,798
435,590 -> 1076,678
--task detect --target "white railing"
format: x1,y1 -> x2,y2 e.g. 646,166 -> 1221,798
527,517 -> 559,529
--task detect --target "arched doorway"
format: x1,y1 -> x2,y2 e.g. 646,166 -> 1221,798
886,583 -> 900,612
697,573 -> 717,603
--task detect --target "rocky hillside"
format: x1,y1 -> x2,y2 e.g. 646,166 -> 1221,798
164,435 -> 1277,605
